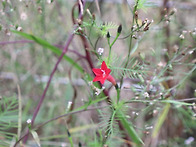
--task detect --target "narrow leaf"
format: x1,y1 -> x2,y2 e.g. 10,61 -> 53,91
152,103 -> 170,138
117,110 -> 144,145
161,100 -> 194,106
31,130 -> 41,147
11,30 -> 83,73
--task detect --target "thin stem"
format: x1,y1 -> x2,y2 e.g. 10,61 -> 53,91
0,40 -> 33,45
13,105 -> 108,147
17,85 -> 22,140
120,0 -> 140,89
22,0 -> 87,143
23,32 -> 75,143
108,37 -> 111,63
110,33 -> 120,48
39,105 -> 108,129
115,84 -> 120,103
108,33 -> 120,64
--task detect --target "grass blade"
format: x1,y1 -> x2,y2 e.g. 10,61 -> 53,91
11,30 -> 83,73
117,110 -> 144,145
152,103 -> 170,138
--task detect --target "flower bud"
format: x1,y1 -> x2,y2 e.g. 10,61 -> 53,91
92,13 -> 95,20
117,24 -> 122,34
107,32 -> 110,38
106,75 -> 116,86
169,8 -> 177,16
67,129 -> 71,137
135,11 -> 138,20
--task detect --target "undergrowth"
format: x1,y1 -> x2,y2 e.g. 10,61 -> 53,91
0,0 -> 196,147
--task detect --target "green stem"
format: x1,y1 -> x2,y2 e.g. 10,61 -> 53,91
120,0 -> 140,89
108,32 -> 120,64
17,85 -> 22,140
115,84 -> 120,103
110,33 -> 120,48
107,36 -> 111,63
67,130 -> 74,147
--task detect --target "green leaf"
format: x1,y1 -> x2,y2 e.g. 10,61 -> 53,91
117,110 -> 144,145
161,100 -> 194,106
0,96 -> 18,142
125,99 -> 194,106
152,103 -> 170,138
98,22 -> 118,37
31,130 -> 41,147
11,30 -> 84,73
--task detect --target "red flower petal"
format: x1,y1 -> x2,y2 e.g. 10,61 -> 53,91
93,76 -> 102,82
101,61 -> 107,71
100,78 -> 105,84
92,68 -> 102,76
106,68 -> 111,75
92,61 -> 113,85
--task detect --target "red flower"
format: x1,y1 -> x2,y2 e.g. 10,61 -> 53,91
92,61 -> 116,85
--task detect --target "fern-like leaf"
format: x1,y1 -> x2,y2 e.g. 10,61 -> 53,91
111,58 -> 147,80
97,22 -> 118,37
0,96 -> 18,146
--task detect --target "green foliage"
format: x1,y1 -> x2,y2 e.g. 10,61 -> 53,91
0,96 -> 18,146
111,57 -> 147,80
1,1 -> 196,147
135,0 -> 147,10
31,130 -> 41,147
78,19 -> 118,37
11,30 -> 84,73
134,0 -> 157,10
152,103 -> 170,137
98,22 -> 118,37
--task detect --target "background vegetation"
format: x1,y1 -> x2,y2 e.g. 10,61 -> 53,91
0,0 -> 196,146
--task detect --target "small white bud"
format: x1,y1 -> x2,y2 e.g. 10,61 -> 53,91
27,119 -> 31,124
188,50 -> 194,55
146,126 -> 153,130
47,0 -> 51,4
157,61 -> 166,67
97,48 -> 104,55
184,137 -> 194,145
17,26 -> 22,31
182,30 -> 187,34
179,34 -> 184,39
143,92 -> 149,98
20,12 -> 27,20
153,109 -> 158,116
192,32 -> 196,35
86,9 -> 92,17
67,101 -> 72,110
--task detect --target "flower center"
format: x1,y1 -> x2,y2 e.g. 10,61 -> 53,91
101,69 -> 106,77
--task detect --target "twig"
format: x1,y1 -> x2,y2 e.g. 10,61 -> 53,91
22,1 -> 86,143
0,40 -> 33,45
13,105 -> 108,147
23,32 -> 75,144
175,98 -> 196,102
35,105 -> 108,129
17,84 -> 22,141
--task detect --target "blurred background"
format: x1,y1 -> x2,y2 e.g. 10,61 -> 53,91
0,0 -> 196,146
